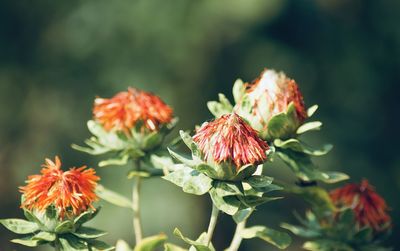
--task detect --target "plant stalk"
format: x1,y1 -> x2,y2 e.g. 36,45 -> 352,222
132,160 -> 143,244
205,203 -> 220,246
225,220 -> 246,251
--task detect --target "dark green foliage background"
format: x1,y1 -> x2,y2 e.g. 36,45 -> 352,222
0,0 -> 399,250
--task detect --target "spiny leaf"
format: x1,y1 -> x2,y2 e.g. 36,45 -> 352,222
0,218 -> 39,234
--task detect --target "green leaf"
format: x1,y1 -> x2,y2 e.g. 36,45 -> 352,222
297,121 -> 323,134
245,175 -> 273,188
207,93 -> 233,118
74,208 -> 100,226
59,235 -> 88,250
265,102 -> 298,140
237,195 -> 282,208
280,223 -> 321,238
233,207 -> 253,224
55,220 -> 74,234
33,231 -> 56,241
276,150 -> 348,183
0,218 -> 39,234
173,229 -> 212,251
96,185 -> 133,209
99,154 -> 129,167
133,233 -> 167,251
163,165 -> 213,195
73,226 -> 107,239
274,138 -> 332,156
307,105 -> 318,117
232,79 -> 245,104
286,186 -> 335,216
303,240 -> 353,251
88,239 -> 115,251
164,243 -> 187,251
11,236 -> 43,247
168,148 -> 199,167
209,188 -> 240,215
116,239 -> 132,251
151,154 -> 176,172
240,225 -> 292,249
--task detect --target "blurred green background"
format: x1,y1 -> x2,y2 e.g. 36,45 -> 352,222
1,0 -> 399,250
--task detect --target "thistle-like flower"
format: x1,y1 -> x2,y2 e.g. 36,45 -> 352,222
235,69 -> 307,140
330,179 -> 391,231
20,156 -> 99,218
193,113 -> 269,169
93,87 -> 173,134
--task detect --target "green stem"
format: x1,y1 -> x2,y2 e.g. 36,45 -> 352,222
132,160 -> 143,244
205,204 -> 220,246
225,220 -> 246,251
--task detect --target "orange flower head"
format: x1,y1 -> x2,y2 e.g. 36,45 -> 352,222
193,113 -> 269,168
20,156 -> 99,218
330,179 -> 391,231
93,88 -> 173,134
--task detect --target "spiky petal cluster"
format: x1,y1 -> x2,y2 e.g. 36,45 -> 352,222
235,69 -> 307,132
330,179 -> 391,231
193,113 -> 269,168
93,88 -> 173,134
20,157 -> 99,218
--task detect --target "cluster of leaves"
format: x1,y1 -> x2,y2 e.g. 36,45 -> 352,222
281,187 -> 392,251
0,206 -> 112,251
72,119 -> 178,176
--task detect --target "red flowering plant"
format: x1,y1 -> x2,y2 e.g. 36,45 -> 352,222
207,69 -> 348,184
165,113 -> 291,250
281,179 -> 392,251
0,156 -> 112,250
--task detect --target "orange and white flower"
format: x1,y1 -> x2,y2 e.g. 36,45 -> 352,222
330,179 -> 391,231
235,69 -> 307,139
193,113 -> 269,168
20,156 -> 99,218
93,88 -> 173,134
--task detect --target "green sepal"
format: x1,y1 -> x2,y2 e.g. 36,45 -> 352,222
244,175 -> 283,193
163,165 -> 213,195
207,93 -> 233,118
240,225 -> 292,249
55,220 -> 74,234
307,105 -> 318,117
232,79 -> 246,104
74,208 -> 100,227
133,233 -> 167,251
0,218 -> 39,234
263,102 -> 299,140
297,121 -> 323,134
96,185 -> 133,210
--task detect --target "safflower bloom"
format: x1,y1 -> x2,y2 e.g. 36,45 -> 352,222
235,69 -> 307,139
330,179 -> 391,231
93,88 -> 173,134
20,156 -> 99,218
193,113 -> 269,168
